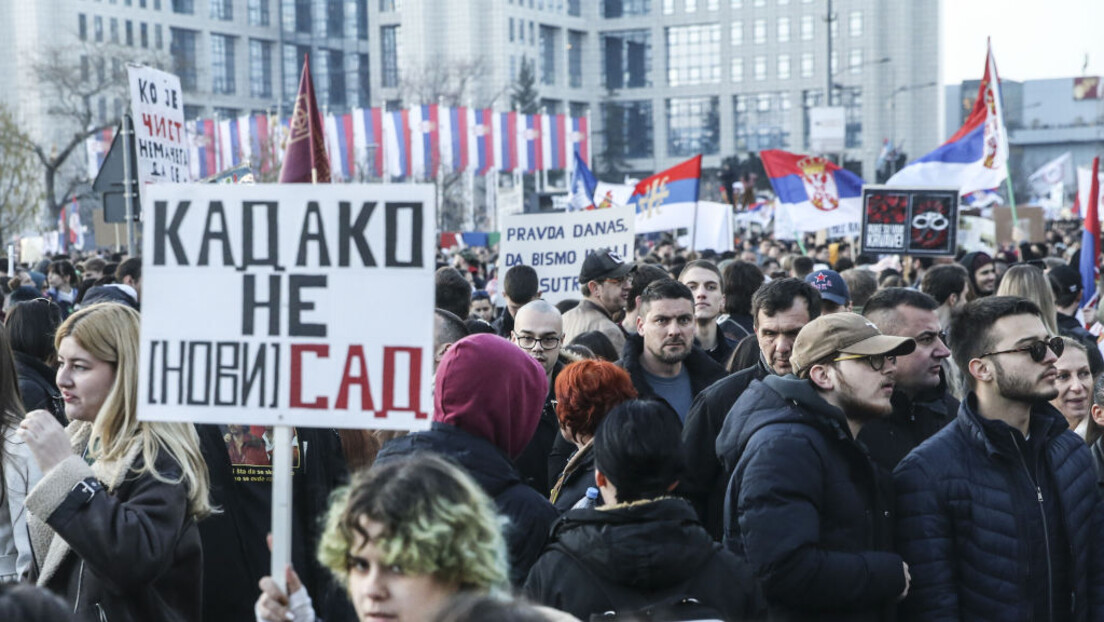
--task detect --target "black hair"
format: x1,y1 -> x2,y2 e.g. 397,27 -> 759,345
638,278 -> 693,317
949,296 -> 1043,387
434,308 -> 470,347
115,257 -> 141,283
47,260 -> 78,287
435,267 -> 472,320
503,265 -> 539,305
1049,273 -> 1080,309
722,260 -> 765,317
593,399 -> 684,503
625,264 -> 669,312
0,584 -> 73,622
471,289 -> 491,302
6,298 -> 63,364
791,256 -> 814,277
569,330 -> 619,362
750,277 -> 822,326
863,287 -> 939,319
920,264 -> 969,305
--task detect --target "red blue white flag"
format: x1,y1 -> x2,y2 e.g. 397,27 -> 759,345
353,107 -> 384,178
630,155 -> 702,234
761,149 -> 863,232
1082,156 -> 1101,306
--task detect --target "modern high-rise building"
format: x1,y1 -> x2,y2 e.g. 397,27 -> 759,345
1,0 -> 941,188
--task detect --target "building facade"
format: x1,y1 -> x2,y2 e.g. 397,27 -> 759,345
2,0 -> 942,187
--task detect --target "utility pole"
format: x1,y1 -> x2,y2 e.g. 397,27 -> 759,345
826,0 -> 834,106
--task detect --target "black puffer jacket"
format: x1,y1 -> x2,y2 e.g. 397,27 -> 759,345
377,423 -> 558,586
13,351 -> 64,425
855,383 -> 957,472
617,333 -> 727,423
524,497 -> 759,621
681,357 -> 771,539
724,375 -> 905,621
894,396 -> 1104,621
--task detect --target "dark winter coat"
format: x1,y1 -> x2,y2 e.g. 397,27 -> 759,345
724,375 -> 905,621
13,351 -> 64,425
516,359 -> 566,495
856,384 -> 957,472
25,422 -> 201,622
524,497 -> 759,621
197,426 -> 353,622
893,395 -> 1104,621
549,440 -> 595,513
681,357 -> 771,539
377,423 -> 558,586
617,333 -> 727,423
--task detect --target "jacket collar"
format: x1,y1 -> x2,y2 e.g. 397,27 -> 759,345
761,374 -> 855,441
578,297 -> 614,321
619,333 -> 725,397
958,392 -> 1067,458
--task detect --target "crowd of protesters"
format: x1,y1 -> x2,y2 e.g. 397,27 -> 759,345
1,226 -> 1104,620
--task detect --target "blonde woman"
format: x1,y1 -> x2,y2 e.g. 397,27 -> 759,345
995,264 -> 1059,335
18,303 -> 212,621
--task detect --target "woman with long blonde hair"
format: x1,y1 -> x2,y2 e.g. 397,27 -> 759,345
995,264 -> 1059,335
18,303 -> 211,621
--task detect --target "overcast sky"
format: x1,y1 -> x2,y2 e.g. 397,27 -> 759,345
942,0 -> 1104,83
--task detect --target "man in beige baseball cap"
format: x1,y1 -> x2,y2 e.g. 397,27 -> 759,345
721,312 -> 915,619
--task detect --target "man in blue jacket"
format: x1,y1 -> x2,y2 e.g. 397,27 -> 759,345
894,296 -> 1104,621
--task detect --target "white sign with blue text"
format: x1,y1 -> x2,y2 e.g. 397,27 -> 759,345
499,204 -> 635,304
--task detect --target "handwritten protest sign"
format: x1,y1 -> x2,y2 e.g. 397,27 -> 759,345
499,204 -> 635,304
127,65 -> 191,185
138,183 -> 435,431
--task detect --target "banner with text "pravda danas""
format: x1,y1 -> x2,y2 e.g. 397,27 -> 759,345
499,204 -> 635,305
138,183 -> 435,431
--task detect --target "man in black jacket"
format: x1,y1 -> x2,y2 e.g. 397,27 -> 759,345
894,297 -> 1104,620
1049,263 -> 1104,375
618,279 -> 726,423
859,288 -> 957,471
510,299 -> 566,494
724,313 -> 914,620
683,277 -> 821,538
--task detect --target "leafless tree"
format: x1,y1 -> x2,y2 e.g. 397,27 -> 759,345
0,104 -> 44,243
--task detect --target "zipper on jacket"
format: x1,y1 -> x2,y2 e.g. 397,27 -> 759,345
1011,431 -> 1054,622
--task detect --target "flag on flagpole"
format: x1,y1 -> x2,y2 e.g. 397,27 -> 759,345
1081,156 -> 1101,307
279,55 -> 331,183
887,41 -> 1007,194
568,151 -> 598,211
629,155 -> 702,234
1077,165 -> 1104,219
761,149 -> 863,233
1028,151 -> 1073,196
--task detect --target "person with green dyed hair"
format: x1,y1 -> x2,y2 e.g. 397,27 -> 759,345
254,454 -> 510,622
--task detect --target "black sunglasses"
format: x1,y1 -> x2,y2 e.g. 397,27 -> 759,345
978,336 -> 1064,363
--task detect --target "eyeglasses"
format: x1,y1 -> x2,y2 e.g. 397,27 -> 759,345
978,336 -> 1064,363
833,353 -> 896,372
512,333 -> 562,351
603,276 -> 632,286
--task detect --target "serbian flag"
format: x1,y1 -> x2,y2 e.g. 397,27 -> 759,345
279,55 -> 331,183
193,119 -> 217,178
888,41 -> 1007,194
761,149 -> 863,232
383,109 -> 410,178
85,127 -> 114,179
1082,157 -> 1101,307
494,111 -> 517,172
629,155 -> 702,234
353,107 -> 384,178
471,108 -> 494,174
518,113 -> 542,173
438,106 -> 463,174
568,151 -> 598,211
570,115 -> 589,167
410,104 -> 439,180
325,113 -> 355,180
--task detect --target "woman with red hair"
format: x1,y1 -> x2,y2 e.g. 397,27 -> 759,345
548,360 -> 636,512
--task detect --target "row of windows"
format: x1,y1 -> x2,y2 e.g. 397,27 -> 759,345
82,0 -> 162,9
602,89 -> 860,158
732,49 -> 863,82
509,18 -> 537,45
163,0 -> 367,39
79,14 -> 163,49
511,0 -> 580,16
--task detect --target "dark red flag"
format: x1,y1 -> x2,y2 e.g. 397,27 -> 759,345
279,55 -> 331,183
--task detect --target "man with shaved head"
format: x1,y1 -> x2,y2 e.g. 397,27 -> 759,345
512,300 -> 568,493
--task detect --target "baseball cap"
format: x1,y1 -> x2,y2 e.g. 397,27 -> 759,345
1048,264 -> 1082,296
805,269 -> 851,306
579,248 -> 633,285
791,312 -> 916,378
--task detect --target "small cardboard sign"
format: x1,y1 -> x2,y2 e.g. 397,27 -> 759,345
993,206 -> 1045,244
860,186 -> 959,256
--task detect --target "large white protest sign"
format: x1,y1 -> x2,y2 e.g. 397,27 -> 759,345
127,65 -> 191,184
139,183 -> 435,431
499,204 -> 635,304
690,201 -> 734,253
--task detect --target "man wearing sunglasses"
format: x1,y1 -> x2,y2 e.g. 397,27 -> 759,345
723,313 -> 915,619
894,296 -> 1104,621
859,288 -> 958,471
563,248 -> 632,354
